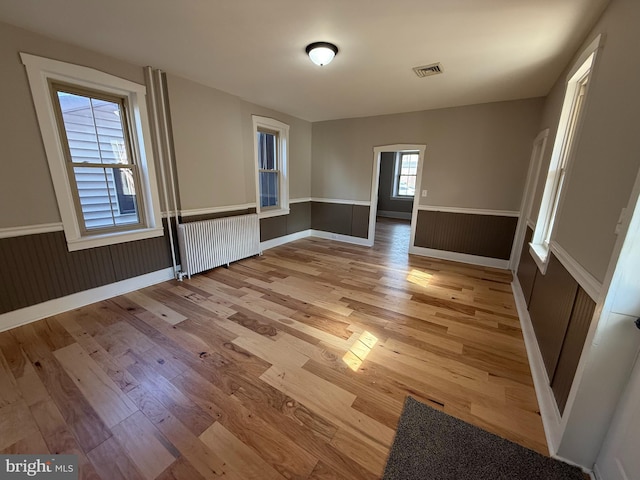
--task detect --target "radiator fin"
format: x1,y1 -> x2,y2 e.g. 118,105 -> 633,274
177,214 -> 260,277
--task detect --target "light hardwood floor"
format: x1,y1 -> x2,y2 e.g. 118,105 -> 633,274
0,218 -> 546,479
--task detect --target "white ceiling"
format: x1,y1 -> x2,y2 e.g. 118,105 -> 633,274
0,0 -> 610,122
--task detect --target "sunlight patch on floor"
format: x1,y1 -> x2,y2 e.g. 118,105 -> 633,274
343,331 -> 378,371
407,268 -> 433,288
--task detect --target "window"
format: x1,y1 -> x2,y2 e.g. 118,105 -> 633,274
21,53 -> 163,251
253,116 -> 289,217
257,128 -> 279,208
393,151 -> 418,198
51,84 -> 143,231
530,35 -> 601,272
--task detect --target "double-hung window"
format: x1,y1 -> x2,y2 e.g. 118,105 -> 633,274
51,83 -> 144,232
21,53 -> 163,251
393,151 -> 418,198
530,35 -> 601,272
253,116 -> 289,217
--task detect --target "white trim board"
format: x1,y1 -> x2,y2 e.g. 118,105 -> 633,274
310,230 -> 373,247
416,205 -> 520,217
409,245 -> 510,270
511,275 -> 563,455
509,128 -> 549,272
181,199 -> 311,218
0,222 -> 64,239
260,230 -> 311,250
180,203 -> 257,217
0,266 -> 177,333
550,241 -> 602,301
310,197 -> 371,206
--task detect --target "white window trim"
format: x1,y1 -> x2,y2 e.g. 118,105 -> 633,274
391,151 -> 418,200
529,34 -> 603,273
21,53 -> 163,251
252,115 -> 289,218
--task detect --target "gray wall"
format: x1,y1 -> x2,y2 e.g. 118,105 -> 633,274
517,0 -> 640,465
0,21 -> 146,228
0,21 -> 311,317
377,152 -> 413,215
166,74 -> 312,211
528,0 -> 640,282
312,98 -> 544,210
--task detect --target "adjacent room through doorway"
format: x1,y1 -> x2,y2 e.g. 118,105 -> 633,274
374,150 -> 418,257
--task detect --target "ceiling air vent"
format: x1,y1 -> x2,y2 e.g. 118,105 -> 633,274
413,63 -> 444,78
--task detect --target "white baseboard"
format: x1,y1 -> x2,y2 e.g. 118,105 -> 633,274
377,211 -> 412,220
409,245 -> 510,270
552,454 -> 594,478
511,274 -> 563,455
0,266 -> 178,333
592,464 -> 602,479
261,229 -> 371,251
260,230 -> 311,250
310,229 -> 373,247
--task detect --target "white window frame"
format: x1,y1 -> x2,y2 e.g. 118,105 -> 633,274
252,115 -> 289,218
21,53 -> 163,251
529,34 -> 602,273
392,151 -> 419,200
20,53 -> 164,251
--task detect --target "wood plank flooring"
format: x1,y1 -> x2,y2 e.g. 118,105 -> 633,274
0,218 -> 547,479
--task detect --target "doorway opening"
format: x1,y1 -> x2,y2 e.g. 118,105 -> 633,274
368,144 -> 426,259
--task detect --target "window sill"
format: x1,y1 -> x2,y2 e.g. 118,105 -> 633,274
390,196 -> 415,202
66,226 -> 165,252
529,242 -> 550,275
258,208 -> 290,219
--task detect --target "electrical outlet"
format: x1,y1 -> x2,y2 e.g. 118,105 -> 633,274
422,190 -> 428,198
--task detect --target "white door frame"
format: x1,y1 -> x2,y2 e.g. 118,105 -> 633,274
594,350 -> 640,479
510,128 -> 549,271
554,149 -> 640,467
368,144 -> 427,246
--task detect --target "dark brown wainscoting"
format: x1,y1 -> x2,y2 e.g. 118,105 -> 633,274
311,202 -> 370,239
551,287 -> 596,414
0,222 -> 172,315
517,226 -> 537,306
260,202 -> 311,242
414,210 -> 517,260
521,246 -> 598,414
528,254 -> 579,379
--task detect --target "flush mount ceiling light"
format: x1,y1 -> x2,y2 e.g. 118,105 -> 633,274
305,42 -> 338,66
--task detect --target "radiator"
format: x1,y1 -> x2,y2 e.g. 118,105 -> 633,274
177,214 -> 261,278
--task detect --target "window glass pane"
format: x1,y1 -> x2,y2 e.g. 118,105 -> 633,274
56,91 -> 129,165
259,171 -> 279,208
73,166 -> 139,230
257,131 -> 277,170
401,154 -> 418,175
398,175 -> 416,196
113,167 -> 137,215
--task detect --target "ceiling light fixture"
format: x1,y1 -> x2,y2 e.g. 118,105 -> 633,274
306,42 -> 338,66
